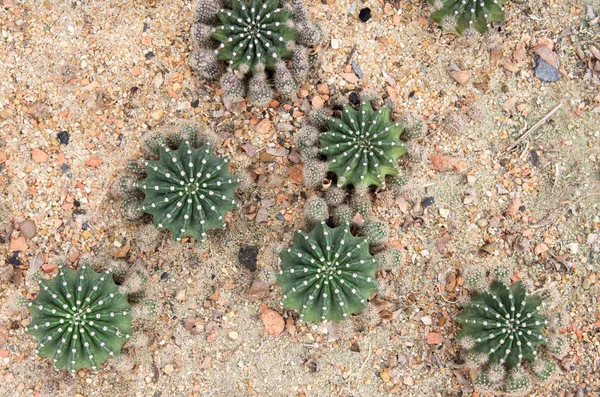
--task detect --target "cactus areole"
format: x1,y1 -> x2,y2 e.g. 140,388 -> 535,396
277,222 -> 378,322
26,265 -> 132,372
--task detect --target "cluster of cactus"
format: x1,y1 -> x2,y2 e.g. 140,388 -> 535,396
25,264 -> 132,372
456,268 -> 569,394
429,0 -> 507,34
276,222 -> 378,322
117,124 -> 239,242
191,0 -> 322,104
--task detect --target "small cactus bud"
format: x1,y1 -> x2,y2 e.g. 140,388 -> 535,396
221,71 -> 246,99
274,63 -> 297,96
360,217 -> 389,246
332,204 -> 353,226
324,186 -> 346,206
304,196 -> 329,227
248,73 -> 273,106
190,49 -> 223,80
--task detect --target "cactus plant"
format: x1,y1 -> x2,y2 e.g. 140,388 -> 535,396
429,0 -> 507,34
277,222 -> 378,322
456,278 -> 564,393
304,196 -> 329,226
456,280 -> 548,368
118,125 -> 239,242
319,101 -> 408,186
25,264 -> 132,372
359,217 -> 389,246
191,0 -> 321,104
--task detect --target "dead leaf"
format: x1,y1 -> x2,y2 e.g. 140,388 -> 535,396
490,43 -> 504,66
111,241 -> 130,258
448,64 -> 471,85
239,143 -> 257,157
245,280 -> 270,301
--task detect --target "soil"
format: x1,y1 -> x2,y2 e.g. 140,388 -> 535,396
0,0 -> 599,396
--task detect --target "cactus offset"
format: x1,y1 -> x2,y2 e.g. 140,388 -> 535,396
429,0 -> 507,34
191,0 -> 321,103
277,222 -> 378,322
319,101 -> 407,186
118,125 -> 239,242
26,264 -> 132,372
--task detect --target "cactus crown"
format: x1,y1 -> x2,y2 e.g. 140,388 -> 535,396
429,0 -> 506,34
277,222 -> 378,323
213,0 -> 296,73
319,101 -> 407,187
26,264 -> 132,372
192,0 -> 321,103
137,141 -> 238,241
456,280 -> 548,368
119,125 -> 239,242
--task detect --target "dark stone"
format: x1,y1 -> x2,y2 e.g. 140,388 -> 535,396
350,342 -> 360,352
191,99 -> 199,108
348,91 -> 360,105
74,199 -> 80,207
421,196 -> 435,207
160,272 -> 169,281
8,252 -> 22,266
238,245 -> 259,272
145,52 -> 155,59
533,55 -> 561,82
358,7 -> 371,22
57,131 -> 70,145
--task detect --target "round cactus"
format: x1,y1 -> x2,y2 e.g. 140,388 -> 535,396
304,196 -> 329,226
26,264 -> 132,372
456,280 -> 548,368
319,101 -> 408,186
324,185 -> 347,207
332,204 -> 354,226
119,125 -> 239,242
429,0 -> 506,34
277,222 -> 378,322
359,217 -> 389,246
456,278 -> 566,393
191,0 -> 321,103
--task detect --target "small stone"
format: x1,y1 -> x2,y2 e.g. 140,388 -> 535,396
421,197 -> 435,207
438,208 -> 450,219
19,220 -> 36,239
348,92 -> 360,105
31,148 -> 49,163
331,39 -> 340,49
534,55 -> 561,82
261,308 -> 285,337
238,245 -> 259,271
228,331 -> 239,340
163,365 -> 174,375
175,288 -> 187,301
403,376 -> 414,386
150,109 -> 164,121
57,131 -> 70,145
358,7 -> 372,22
421,315 -> 432,325
426,332 -> 444,344
0,109 -> 12,119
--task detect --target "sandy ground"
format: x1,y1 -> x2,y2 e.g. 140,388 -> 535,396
0,0 -> 599,396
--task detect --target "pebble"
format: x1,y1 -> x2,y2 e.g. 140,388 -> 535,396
175,288 -> 187,301
228,331 -> 239,340
163,365 -> 174,375
420,316 -> 432,325
438,208 -> 450,219
150,109 -> 164,121
358,7 -> 372,22
0,109 -> 12,119
57,131 -> 70,145
534,55 -> 561,82
331,39 -> 340,49
19,219 -> 36,239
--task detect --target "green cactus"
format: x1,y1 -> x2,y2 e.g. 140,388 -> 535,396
429,0 -> 507,34
304,196 -> 329,226
26,264 -> 132,372
456,280 -> 548,369
332,204 -> 353,226
359,217 -> 389,246
277,222 -> 378,322
319,101 -> 407,187
191,0 -> 321,103
324,186 -> 346,207
119,126 -> 239,242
